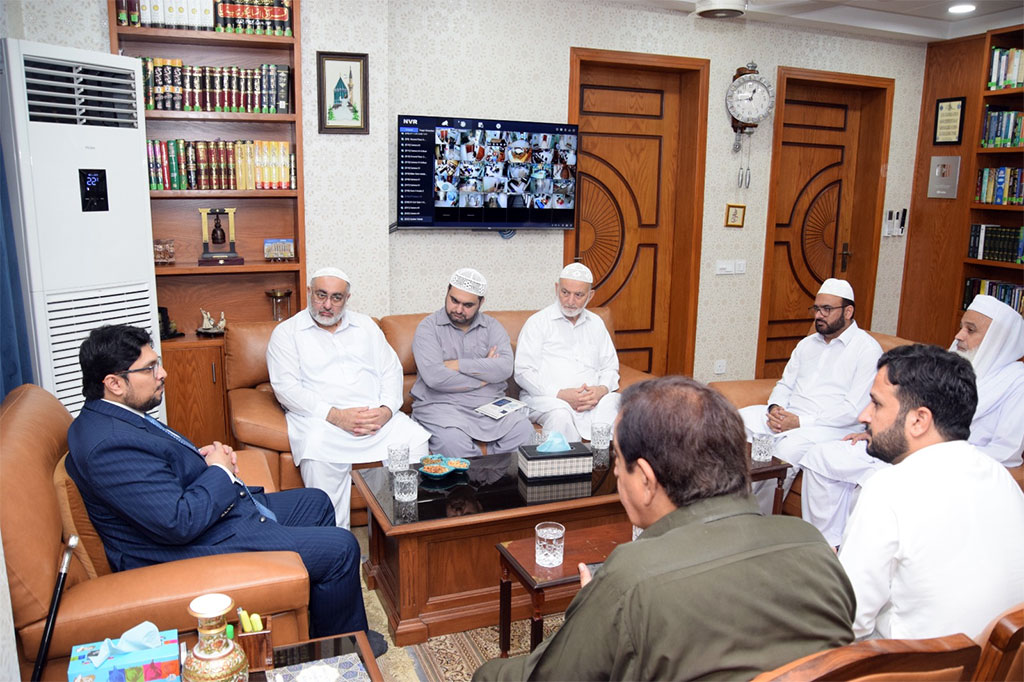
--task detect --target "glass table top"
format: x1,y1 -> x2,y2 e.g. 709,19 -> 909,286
356,450 -> 618,527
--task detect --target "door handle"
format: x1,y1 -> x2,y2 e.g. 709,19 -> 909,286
211,362 -> 217,384
840,243 -> 852,272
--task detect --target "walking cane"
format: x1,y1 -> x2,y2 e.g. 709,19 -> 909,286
31,535 -> 78,682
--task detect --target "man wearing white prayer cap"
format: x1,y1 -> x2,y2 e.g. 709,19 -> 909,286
737,278 -> 883,514
267,267 -> 430,528
799,294 -> 1024,546
514,263 -> 621,441
411,268 -> 534,459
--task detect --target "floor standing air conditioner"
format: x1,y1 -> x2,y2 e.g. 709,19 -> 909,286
1,38 -> 163,418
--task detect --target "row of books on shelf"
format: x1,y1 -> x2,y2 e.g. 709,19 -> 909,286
963,279 -> 1024,314
147,139 -> 295,191
142,58 -> 289,113
988,46 -> 1024,90
980,107 -> 1022,148
115,0 -> 293,36
966,224 -> 1024,263
975,167 -> 1023,206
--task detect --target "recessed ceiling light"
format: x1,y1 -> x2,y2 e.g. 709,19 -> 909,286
948,4 -> 976,14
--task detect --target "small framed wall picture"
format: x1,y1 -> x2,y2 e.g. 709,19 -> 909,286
933,97 -> 965,145
725,203 -> 746,227
317,51 -> 369,134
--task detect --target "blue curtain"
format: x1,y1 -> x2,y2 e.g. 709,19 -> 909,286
0,136 -> 35,398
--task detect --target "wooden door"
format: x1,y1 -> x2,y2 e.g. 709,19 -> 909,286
566,49 -> 707,376
164,342 -> 232,447
757,69 -> 893,378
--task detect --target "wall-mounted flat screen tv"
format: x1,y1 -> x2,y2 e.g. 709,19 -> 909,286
396,114 -> 578,230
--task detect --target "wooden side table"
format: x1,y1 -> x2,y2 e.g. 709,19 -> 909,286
496,522 -> 632,657
749,455 -> 792,515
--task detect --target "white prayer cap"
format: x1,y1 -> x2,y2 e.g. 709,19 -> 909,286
309,267 -> 350,285
449,268 -> 487,297
817,278 -> 854,301
559,262 -> 593,284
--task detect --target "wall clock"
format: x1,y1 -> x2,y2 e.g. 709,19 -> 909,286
726,62 -> 775,186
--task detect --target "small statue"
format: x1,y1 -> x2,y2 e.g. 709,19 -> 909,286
199,308 -> 215,330
197,308 -> 225,336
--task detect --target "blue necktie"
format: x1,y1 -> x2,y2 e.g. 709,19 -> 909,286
143,414 -> 277,522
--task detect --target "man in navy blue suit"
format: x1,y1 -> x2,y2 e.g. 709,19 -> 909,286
66,324 -> 381,647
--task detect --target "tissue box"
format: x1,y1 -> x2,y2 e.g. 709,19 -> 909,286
517,442 -> 593,479
518,472 -> 592,504
68,629 -> 179,682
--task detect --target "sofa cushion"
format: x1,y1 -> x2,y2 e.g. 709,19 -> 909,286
54,454 -> 112,579
224,320 -> 281,391
0,385 -> 75,631
228,388 -> 291,451
380,313 -> 429,375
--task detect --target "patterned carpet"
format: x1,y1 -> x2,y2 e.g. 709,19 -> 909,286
408,614 -> 565,682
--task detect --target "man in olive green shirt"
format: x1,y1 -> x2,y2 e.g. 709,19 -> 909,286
473,376 -> 855,682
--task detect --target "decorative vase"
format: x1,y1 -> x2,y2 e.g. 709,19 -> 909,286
182,593 -> 248,682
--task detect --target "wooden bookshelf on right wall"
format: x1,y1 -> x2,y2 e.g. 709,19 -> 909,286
899,24 -> 1023,346
962,25 -> 1023,320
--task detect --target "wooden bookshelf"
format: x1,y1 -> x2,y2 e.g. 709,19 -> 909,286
108,0 -> 306,445
899,25 -> 1022,345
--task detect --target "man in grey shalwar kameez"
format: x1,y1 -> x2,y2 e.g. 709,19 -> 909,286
411,268 -> 535,459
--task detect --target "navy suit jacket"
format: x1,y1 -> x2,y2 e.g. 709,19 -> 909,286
67,399 -> 292,571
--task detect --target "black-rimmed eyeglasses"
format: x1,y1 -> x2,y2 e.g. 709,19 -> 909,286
808,305 -> 846,315
118,357 -> 162,378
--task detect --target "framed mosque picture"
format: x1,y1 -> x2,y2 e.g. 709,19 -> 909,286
317,52 -> 369,134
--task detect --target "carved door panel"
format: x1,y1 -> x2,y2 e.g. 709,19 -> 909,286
760,83 -> 867,378
567,62 -> 692,375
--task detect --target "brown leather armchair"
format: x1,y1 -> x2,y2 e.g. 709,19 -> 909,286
1,384 -> 310,681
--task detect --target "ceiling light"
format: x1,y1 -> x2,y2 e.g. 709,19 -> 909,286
948,4 -> 976,14
695,1 -> 746,19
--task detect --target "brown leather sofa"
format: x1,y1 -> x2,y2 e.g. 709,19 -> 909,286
224,307 -> 653,524
1,384 -> 311,681
708,330 -> 915,515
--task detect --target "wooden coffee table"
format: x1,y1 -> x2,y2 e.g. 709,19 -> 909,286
496,521 -> 632,657
248,631 -> 383,682
354,453 -> 628,646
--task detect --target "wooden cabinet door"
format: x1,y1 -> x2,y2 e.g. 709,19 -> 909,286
163,344 -> 231,447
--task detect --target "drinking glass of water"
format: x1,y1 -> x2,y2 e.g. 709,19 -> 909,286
752,434 -> 775,463
591,423 -> 612,450
535,521 -> 565,568
393,469 -> 418,502
387,443 -> 410,472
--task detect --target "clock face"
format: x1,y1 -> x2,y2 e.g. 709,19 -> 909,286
726,73 -> 775,125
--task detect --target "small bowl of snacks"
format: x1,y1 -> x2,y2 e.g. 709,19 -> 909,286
445,457 -> 471,471
419,455 -> 452,478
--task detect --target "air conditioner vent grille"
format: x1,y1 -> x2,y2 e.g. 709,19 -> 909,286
45,284 -> 156,415
24,56 -> 137,128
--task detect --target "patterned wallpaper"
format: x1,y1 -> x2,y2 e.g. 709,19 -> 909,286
1,0 -> 927,382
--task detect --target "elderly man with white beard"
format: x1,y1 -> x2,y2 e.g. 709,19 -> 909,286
267,267 -> 430,528
799,294 -> 1024,546
514,263 -> 620,442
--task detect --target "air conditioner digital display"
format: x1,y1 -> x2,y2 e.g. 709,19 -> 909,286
78,169 -> 109,212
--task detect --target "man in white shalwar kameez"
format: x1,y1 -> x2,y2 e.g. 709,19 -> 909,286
738,278 -> 882,513
800,294 -> 1024,545
838,344 -> 1024,641
515,263 -> 620,441
267,268 -> 429,528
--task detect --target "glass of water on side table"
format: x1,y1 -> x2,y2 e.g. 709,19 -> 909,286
535,521 -> 565,568
751,434 -> 776,463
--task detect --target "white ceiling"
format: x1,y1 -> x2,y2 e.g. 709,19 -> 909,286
633,0 -> 1023,42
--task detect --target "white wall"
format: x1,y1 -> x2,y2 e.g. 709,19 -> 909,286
1,0 -> 927,382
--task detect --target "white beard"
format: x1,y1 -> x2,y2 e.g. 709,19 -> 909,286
560,304 -> 583,318
308,300 -> 344,327
954,346 -> 978,364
